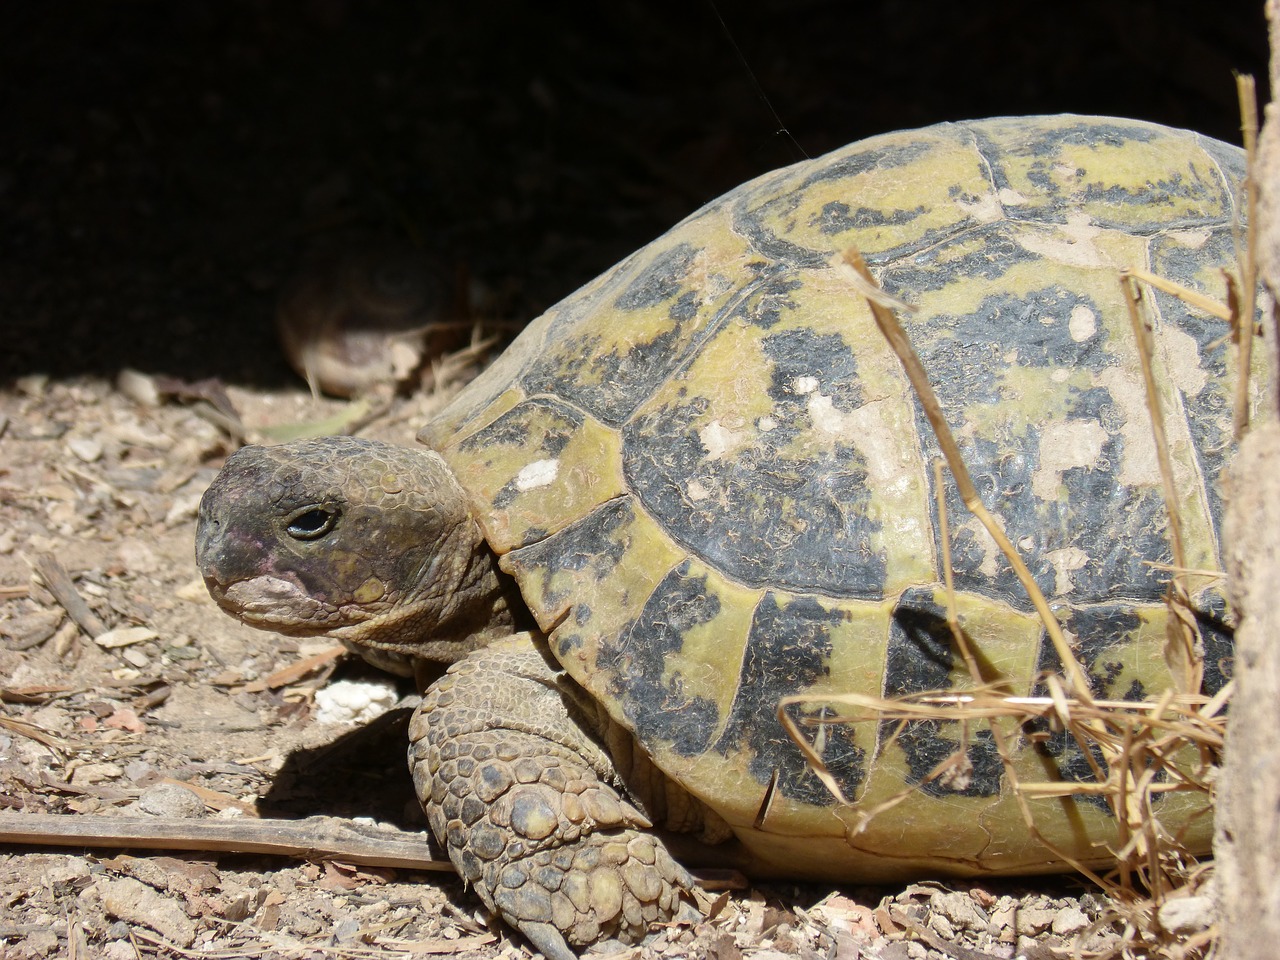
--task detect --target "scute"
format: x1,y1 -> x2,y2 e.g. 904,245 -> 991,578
424,116 -> 1255,878
716,592 -> 869,807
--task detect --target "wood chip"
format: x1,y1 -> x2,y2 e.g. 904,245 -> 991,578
94,626 -> 158,649
99,875 -> 196,947
244,646 -> 345,692
31,553 -> 106,639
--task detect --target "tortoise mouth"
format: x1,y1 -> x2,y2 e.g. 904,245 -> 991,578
207,573 -> 339,635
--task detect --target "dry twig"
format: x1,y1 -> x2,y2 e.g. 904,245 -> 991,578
0,812 -> 450,872
30,552 -> 106,639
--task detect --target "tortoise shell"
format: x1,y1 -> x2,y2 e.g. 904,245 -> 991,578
420,116 -> 1249,879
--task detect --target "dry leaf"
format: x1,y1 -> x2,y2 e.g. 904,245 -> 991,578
103,708 -> 145,733
94,626 -> 158,649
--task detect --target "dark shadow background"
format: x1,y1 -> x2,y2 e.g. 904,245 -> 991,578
3,1 -> 1268,386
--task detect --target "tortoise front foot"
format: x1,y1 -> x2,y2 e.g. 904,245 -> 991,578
408,639 -> 699,956
482,813 -> 694,959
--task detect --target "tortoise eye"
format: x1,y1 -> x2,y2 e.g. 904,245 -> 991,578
286,506 -> 339,540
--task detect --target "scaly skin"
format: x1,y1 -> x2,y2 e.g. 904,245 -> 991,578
410,635 -> 697,959
196,438 -> 702,957
195,436 -> 527,666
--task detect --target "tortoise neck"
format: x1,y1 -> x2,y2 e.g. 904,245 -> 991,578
346,515 -> 535,666
438,531 -> 538,652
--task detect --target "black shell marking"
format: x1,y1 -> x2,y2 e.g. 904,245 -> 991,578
423,116 -> 1255,879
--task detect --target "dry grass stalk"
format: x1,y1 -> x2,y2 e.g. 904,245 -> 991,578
1119,273 -> 1205,698
838,248 -> 1097,706
0,811 -> 450,872
425,325 -> 502,394
1116,269 -> 1234,323
1233,72 -> 1261,439
796,242 -> 1251,959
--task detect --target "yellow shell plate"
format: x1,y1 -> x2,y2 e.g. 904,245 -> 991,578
422,116 -> 1249,878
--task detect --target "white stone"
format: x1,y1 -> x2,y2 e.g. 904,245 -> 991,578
1158,895 -> 1215,935
315,678 -> 399,724
67,436 -> 103,462
94,626 -> 158,649
1051,905 -> 1090,936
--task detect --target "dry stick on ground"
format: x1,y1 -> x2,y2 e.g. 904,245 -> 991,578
31,552 -> 106,640
0,811 -> 451,871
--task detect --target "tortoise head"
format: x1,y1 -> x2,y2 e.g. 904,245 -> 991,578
196,436 -> 506,663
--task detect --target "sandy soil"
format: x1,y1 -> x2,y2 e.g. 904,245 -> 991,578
1,2 -> 1264,957
0,371 -> 1141,960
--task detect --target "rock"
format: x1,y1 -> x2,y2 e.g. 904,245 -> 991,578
137,781 -> 206,819
116,369 -> 161,407
1158,895 -> 1216,935
94,626 -> 158,649
1051,905 -> 1090,936
98,875 -> 196,946
314,677 -> 399,724
1016,907 -> 1057,936
67,436 -> 103,462
931,890 -> 988,931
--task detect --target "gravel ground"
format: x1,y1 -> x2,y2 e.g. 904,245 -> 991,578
1,2 -> 1265,957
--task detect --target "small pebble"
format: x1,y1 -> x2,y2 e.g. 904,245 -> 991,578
138,782 -> 206,819
1016,906 -> 1056,936
1158,895 -> 1216,935
67,436 -> 103,462
124,759 -> 156,782
931,890 -> 988,931
333,917 -> 362,942
1052,906 -> 1090,936
314,678 -> 399,724
101,941 -> 137,960
122,647 -> 151,668
116,368 -> 160,406
17,374 -> 48,398
928,912 -> 956,939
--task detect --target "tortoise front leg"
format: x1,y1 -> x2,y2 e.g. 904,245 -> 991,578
408,633 -> 698,959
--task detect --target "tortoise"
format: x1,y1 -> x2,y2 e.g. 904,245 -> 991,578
196,115 -> 1254,958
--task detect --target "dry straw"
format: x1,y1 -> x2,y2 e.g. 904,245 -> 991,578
785,82 -> 1261,959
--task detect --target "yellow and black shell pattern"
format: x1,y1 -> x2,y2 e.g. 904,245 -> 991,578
420,116 -> 1252,881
